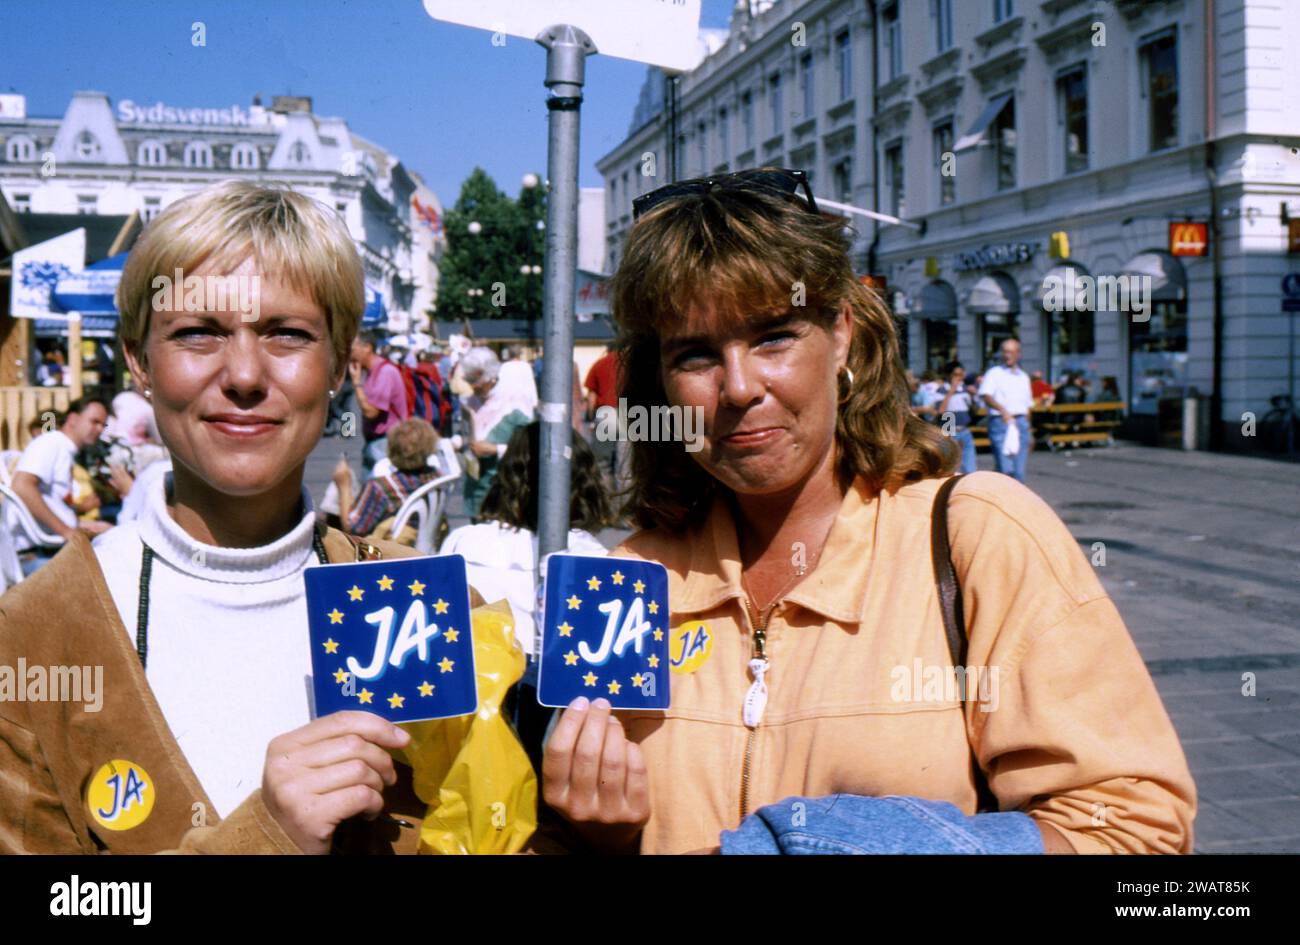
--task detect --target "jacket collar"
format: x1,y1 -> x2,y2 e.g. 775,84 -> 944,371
674,476 -> 881,624
68,527 -> 218,851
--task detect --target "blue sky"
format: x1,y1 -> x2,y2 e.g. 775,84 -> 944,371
0,0 -> 736,205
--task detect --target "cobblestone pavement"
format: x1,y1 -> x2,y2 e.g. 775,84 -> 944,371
306,432 -> 1300,853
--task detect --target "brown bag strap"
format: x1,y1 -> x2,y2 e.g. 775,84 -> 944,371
317,522 -> 384,562
930,474 -> 999,813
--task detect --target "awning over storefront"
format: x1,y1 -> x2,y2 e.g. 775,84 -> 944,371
32,314 -> 119,338
51,252 -> 127,315
1037,262 -> 1091,308
955,92 -> 1013,152
965,272 -> 1020,314
913,280 -> 957,319
1119,250 -> 1187,302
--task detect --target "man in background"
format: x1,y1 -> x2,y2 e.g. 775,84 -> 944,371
584,344 -> 623,487
7,397 -> 112,574
978,339 -> 1034,482
349,330 -> 410,477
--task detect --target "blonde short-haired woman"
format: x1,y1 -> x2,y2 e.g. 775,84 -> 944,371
0,181 -> 426,854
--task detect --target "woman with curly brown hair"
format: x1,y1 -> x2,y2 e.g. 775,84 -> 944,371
539,169 -> 1195,855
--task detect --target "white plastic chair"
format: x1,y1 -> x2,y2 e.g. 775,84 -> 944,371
0,450 -> 22,486
388,469 -> 461,554
0,516 -> 22,592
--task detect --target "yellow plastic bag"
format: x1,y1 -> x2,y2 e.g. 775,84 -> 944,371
396,598 -> 537,854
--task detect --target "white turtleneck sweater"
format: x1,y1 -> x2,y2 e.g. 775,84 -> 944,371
93,472 -> 321,819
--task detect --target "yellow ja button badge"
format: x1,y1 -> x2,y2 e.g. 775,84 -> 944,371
669,620 -> 713,674
87,759 -> 155,831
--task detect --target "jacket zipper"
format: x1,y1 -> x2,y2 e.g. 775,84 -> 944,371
739,595 -> 772,822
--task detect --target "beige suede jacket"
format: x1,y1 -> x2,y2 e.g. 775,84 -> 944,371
0,526 -> 434,854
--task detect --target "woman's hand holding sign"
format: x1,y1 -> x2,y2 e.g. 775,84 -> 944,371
262,711 -> 411,854
543,696 -> 650,854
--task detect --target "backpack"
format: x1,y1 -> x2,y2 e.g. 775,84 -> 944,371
397,361 -> 443,426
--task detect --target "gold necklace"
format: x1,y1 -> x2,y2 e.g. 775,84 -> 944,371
740,546 -> 821,618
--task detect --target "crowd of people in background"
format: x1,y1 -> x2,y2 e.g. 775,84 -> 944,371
1,385 -> 169,587
907,338 -> 1124,482
6,328 -> 1134,589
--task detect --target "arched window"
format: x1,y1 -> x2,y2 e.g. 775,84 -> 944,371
231,142 -> 259,170
288,140 -> 310,166
183,141 -> 213,168
914,280 -> 958,373
75,130 -> 101,160
1038,261 -> 1096,385
1118,250 -> 1189,421
137,140 -> 166,166
5,135 -> 36,162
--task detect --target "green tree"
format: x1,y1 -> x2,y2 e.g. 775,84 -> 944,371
436,167 -> 546,321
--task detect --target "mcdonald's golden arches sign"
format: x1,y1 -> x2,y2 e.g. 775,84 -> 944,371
1169,221 -> 1209,257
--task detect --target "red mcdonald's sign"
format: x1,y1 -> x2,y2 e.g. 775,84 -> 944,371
859,274 -> 888,299
1169,221 -> 1209,257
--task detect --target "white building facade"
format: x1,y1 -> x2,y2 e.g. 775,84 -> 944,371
598,0 -> 1300,452
0,90 -> 445,331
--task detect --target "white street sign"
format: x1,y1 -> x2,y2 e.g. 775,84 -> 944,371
423,0 -> 703,72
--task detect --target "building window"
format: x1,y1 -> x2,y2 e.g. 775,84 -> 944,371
933,120 -> 955,206
13,193 -> 31,213
718,107 -> 729,162
832,159 -> 852,202
137,140 -> 166,166
142,196 -> 161,221
994,0 -> 1014,23
800,53 -> 815,118
994,95 -> 1016,190
6,135 -> 36,162
184,141 -> 213,168
1053,308 -> 1096,359
885,141 -> 904,217
741,92 -> 754,148
883,3 -> 902,81
77,194 -> 97,215
1140,29 -> 1178,152
935,0 -> 953,52
835,30 -> 852,102
621,171 -> 630,210
288,140 -> 310,166
336,201 -> 348,217
232,142 -> 259,170
1057,66 -> 1088,174
75,131 -> 101,160
768,72 -> 783,135
697,121 -> 707,173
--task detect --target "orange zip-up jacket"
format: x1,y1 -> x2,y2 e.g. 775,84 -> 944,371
613,472 -> 1196,854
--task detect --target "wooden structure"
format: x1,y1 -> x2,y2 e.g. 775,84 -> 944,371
965,401 -> 1127,452
0,385 -> 71,451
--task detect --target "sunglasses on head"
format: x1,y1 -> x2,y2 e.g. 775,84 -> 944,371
631,167 -> 819,221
